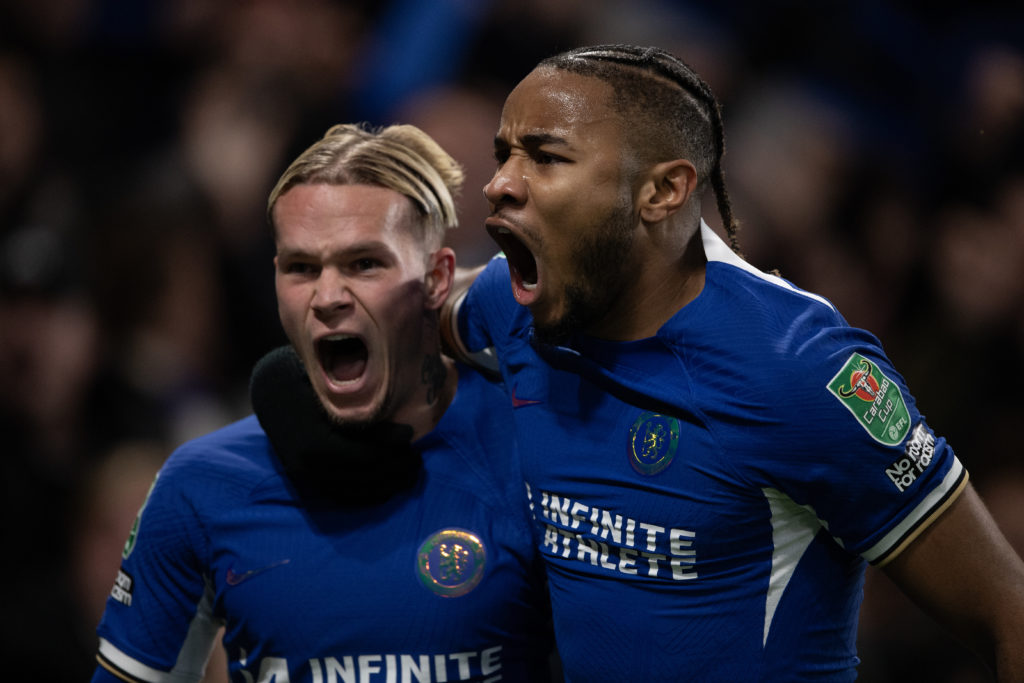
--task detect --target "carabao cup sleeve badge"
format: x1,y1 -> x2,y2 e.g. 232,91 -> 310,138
629,412 -> 681,475
827,352 -> 911,446
416,528 -> 487,597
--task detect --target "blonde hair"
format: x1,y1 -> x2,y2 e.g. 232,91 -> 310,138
267,123 -> 464,248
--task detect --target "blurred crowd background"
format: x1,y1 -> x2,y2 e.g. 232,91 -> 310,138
1,0 -> 1022,681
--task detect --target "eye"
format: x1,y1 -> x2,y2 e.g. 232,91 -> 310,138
283,261 -> 319,276
353,257 -> 382,272
493,147 -> 510,165
534,150 -> 566,165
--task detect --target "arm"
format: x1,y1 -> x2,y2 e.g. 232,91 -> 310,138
440,264 -> 484,360
882,483 -> 1024,681
92,449 -> 222,682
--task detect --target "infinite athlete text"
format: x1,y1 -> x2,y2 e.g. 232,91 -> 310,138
525,483 -> 698,580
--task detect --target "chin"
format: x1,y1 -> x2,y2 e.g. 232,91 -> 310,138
531,318 -> 573,346
325,408 -> 381,429
318,391 -> 385,427
531,298 -> 590,346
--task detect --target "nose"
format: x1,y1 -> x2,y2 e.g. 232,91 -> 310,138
311,269 -> 353,318
483,159 -> 526,207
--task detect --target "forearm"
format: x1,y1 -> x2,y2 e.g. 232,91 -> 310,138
440,264 -> 483,359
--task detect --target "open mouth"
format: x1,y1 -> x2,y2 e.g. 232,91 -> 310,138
487,225 -> 538,297
317,335 -> 368,384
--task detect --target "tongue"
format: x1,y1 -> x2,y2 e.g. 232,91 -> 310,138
326,341 -> 367,382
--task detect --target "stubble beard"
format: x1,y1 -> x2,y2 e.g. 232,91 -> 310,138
532,199 -> 636,345
322,396 -> 388,431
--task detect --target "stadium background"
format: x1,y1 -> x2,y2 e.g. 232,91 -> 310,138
1,0 -> 1022,680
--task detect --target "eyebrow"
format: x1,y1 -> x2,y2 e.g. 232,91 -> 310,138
494,132 -> 571,149
276,240 -> 392,260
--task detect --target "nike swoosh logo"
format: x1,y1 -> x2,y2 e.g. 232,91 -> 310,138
226,559 -> 291,586
510,385 -> 542,408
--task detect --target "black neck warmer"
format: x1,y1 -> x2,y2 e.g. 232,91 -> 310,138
249,345 -> 421,506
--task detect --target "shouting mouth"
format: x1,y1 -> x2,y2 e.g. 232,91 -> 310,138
487,224 -> 539,305
317,334 -> 368,386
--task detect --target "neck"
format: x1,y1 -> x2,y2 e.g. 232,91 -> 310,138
398,353 -> 458,441
590,221 -> 706,341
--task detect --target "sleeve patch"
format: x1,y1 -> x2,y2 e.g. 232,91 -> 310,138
885,423 -> 936,492
827,353 -> 911,446
122,472 -> 159,559
110,567 -> 134,606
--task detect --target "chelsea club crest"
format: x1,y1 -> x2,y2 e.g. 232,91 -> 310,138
416,528 -> 487,597
629,412 -> 680,476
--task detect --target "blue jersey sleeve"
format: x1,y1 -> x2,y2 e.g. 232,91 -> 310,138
457,256 -> 518,357
93,445 -> 223,682
803,337 -> 964,565
725,316 -> 966,567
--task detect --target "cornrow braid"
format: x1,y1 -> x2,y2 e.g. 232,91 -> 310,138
539,44 -> 742,254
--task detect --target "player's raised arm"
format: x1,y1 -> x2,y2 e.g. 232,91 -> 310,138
440,264 -> 484,362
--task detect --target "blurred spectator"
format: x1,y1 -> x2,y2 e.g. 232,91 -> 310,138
68,440 -> 229,682
396,84 -> 507,267
0,223 -> 101,683
85,178 -> 239,448
0,53 -> 44,224
0,0 -> 1021,679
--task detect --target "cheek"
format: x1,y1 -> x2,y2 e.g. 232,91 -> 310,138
372,285 -> 427,342
275,284 -> 307,332
536,168 -> 621,224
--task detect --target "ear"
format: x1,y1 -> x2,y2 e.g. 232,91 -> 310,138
637,159 -> 698,224
424,246 -> 456,310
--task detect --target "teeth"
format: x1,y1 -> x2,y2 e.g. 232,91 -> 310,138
496,227 -> 511,234
522,282 -> 537,291
322,334 -> 355,342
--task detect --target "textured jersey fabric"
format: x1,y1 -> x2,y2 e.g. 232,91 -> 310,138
456,222 -> 966,682
92,364 -> 550,683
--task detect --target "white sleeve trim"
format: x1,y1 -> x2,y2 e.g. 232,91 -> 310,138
98,580 -> 221,683
98,638 -> 196,683
446,287 -> 471,360
448,279 -> 500,375
862,457 -> 967,566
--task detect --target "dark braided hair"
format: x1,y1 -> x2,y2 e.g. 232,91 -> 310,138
538,44 -> 741,253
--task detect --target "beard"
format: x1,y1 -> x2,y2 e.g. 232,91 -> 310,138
532,198 -> 636,345
318,379 -> 395,431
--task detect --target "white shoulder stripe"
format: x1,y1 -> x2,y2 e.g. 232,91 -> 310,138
701,220 -> 835,310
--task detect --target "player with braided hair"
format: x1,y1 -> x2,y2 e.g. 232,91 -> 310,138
538,45 -> 741,253
444,44 -> 1024,680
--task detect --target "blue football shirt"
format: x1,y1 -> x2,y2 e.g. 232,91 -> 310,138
455,222 -> 965,682
93,364 -> 552,683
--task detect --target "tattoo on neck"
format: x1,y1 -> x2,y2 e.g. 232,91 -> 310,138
421,353 -> 446,405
